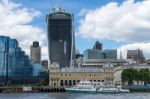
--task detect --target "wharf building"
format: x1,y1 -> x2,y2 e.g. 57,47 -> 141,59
114,65 -> 150,85
46,8 -> 75,68
0,36 -> 48,85
48,40 -> 128,87
49,62 -> 114,87
30,41 -> 41,64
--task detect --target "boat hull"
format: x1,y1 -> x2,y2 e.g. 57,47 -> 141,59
65,88 -> 96,94
65,88 -> 129,94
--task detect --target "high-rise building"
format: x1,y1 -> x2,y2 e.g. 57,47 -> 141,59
30,41 -> 41,63
127,49 -> 145,64
46,8 -> 75,68
0,36 -> 33,85
0,36 -> 49,85
93,41 -> 103,50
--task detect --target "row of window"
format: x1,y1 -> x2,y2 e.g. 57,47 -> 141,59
60,73 -> 106,77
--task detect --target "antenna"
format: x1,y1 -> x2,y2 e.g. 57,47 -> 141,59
51,0 -> 56,12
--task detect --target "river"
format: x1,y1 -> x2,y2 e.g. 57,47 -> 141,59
0,93 -> 149,99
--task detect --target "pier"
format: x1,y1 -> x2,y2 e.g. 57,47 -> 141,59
0,86 -> 65,93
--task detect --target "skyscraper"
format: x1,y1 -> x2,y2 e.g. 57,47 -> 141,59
0,36 -> 33,85
93,41 -> 103,50
30,41 -> 41,63
0,36 -> 49,85
46,8 -> 75,68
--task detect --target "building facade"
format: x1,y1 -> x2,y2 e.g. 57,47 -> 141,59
114,65 -> 150,85
30,41 -> 41,63
83,49 -> 117,60
0,36 -> 48,85
46,8 -> 75,68
49,62 -> 114,87
127,49 -> 145,64
0,36 -> 33,85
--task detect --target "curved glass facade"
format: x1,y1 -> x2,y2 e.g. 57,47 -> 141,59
46,8 -> 75,68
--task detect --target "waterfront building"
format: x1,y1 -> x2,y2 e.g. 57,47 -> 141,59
127,49 -> 145,64
33,63 -> 49,85
93,41 -> 103,50
0,36 -> 33,85
49,62 -> 114,87
0,36 -> 49,85
30,41 -> 41,63
46,8 -> 75,68
114,65 -> 150,85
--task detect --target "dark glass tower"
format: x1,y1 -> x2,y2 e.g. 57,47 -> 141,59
93,41 -> 103,51
46,8 -> 75,68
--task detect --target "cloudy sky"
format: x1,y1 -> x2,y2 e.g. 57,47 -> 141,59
0,0 -> 150,60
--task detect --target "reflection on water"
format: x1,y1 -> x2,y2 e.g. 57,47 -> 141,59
0,93 -> 149,99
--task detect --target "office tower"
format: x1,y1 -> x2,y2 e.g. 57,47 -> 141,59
0,36 -> 33,85
46,8 -> 75,68
0,36 -> 49,85
30,41 -> 41,63
93,41 -> 103,50
127,49 -> 145,64
83,49 -> 117,60
102,49 -> 117,59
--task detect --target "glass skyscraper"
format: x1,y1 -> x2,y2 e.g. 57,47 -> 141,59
46,8 -> 75,68
0,36 -> 48,85
0,36 -> 33,85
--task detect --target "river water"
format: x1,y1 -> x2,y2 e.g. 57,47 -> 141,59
0,93 -> 149,99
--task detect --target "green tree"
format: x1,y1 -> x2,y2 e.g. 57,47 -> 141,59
122,68 -> 140,85
139,68 -> 150,85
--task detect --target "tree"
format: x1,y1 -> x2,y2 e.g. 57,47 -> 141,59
139,68 -> 150,85
121,68 -> 136,85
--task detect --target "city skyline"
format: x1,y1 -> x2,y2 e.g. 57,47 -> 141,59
0,0 -> 150,60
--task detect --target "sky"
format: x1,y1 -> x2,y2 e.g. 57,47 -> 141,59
0,0 -> 150,60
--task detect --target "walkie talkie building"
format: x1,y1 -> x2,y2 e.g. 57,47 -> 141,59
46,8 -> 75,68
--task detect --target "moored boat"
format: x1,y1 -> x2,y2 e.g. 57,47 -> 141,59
65,80 -> 129,93
65,80 -> 96,93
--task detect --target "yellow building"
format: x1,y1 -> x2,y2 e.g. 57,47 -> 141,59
49,62 -> 114,87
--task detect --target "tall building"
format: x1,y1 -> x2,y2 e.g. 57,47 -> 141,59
46,8 -> 75,68
0,36 -> 33,85
30,41 -> 41,63
93,41 -> 103,50
127,49 -> 145,64
0,36 -> 49,85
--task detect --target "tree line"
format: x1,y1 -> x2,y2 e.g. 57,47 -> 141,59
121,68 -> 150,85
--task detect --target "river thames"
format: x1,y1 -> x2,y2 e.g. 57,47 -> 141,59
0,93 -> 149,99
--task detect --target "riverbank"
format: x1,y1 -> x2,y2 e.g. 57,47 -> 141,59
123,85 -> 150,92
0,86 -> 150,93
0,86 -> 65,93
